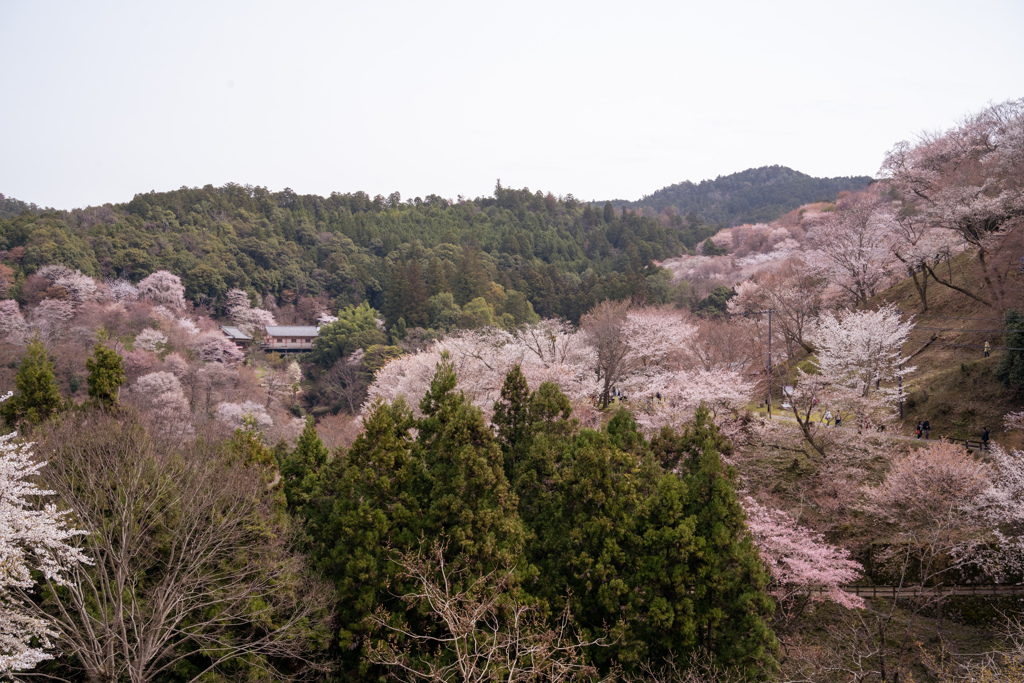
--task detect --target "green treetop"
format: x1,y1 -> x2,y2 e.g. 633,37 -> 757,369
308,302 -> 387,368
86,342 -> 126,408
1,336 -> 63,427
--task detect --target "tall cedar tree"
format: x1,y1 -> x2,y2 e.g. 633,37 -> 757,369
403,258 -> 429,328
284,398 -> 421,681
85,342 -> 126,408
415,352 -> 525,571
659,405 -> 779,678
1,337 -> 62,426
285,366 -> 777,682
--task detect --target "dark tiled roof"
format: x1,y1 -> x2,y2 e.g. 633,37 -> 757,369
219,325 -> 252,341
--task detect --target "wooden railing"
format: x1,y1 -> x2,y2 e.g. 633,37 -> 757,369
827,584 -> 1024,598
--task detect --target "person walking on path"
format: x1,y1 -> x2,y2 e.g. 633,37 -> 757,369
922,418 -> 930,439
915,421 -> 923,439
984,340 -> 992,357
823,410 -> 833,427
982,426 -> 990,450
835,414 -> 842,428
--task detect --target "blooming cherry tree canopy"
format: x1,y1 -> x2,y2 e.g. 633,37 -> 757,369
0,392 -> 90,674
743,496 -> 864,609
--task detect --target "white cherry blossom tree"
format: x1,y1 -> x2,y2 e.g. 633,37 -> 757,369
224,288 -> 276,336
0,392 -> 90,675
0,300 -> 28,345
137,271 -> 187,310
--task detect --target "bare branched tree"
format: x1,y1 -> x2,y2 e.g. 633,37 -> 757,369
366,541 -> 609,683
322,350 -> 369,414
26,411 -> 333,683
581,300 -> 631,409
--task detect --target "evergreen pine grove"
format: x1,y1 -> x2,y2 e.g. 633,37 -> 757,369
282,361 -> 778,681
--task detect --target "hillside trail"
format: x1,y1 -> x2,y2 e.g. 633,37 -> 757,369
761,410 -> 993,452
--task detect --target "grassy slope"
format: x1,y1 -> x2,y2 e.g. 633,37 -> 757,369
874,250 -> 1024,446
733,248 -> 1024,680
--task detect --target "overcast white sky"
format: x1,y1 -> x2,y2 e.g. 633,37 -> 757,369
1,0 -> 1022,210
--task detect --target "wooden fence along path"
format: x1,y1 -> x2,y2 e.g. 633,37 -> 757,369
818,584 -> 1024,599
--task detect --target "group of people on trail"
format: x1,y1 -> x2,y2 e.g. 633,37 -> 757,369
820,411 -> 841,428
913,419 -> 990,450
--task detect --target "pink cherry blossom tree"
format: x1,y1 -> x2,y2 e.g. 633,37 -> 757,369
190,332 -> 244,365
128,371 -> 193,439
224,288 -> 277,336
727,256 -> 826,359
30,266 -> 99,308
0,392 -> 90,675
29,299 -> 76,344
786,305 -> 916,454
0,300 -> 28,345
811,304 -> 916,405
52,270 -> 99,306
1003,410 -> 1024,432
137,271 -> 187,310
614,307 -> 753,430
105,278 -> 139,303
857,441 -> 1005,681
367,323 -> 599,420
162,352 -> 188,376
742,496 -> 863,611
215,401 -> 273,431
134,328 -> 168,353
807,190 -> 900,308
881,98 -> 1024,310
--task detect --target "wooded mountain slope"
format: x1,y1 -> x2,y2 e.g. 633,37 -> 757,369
0,184 -> 717,326
615,165 -> 873,226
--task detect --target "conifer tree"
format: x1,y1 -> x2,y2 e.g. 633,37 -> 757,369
494,367 -> 576,483
493,364 -> 531,479
403,258 -> 429,328
996,310 -> 1024,391
280,416 -> 331,509
85,342 -> 126,408
680,406 -> 778,678
1,337 -> 62,426
415,353 -> 525,571
283,397 -> 421,680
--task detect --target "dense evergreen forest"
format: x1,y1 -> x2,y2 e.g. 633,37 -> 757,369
0,183 -> 720,327
615,166 -> 873,226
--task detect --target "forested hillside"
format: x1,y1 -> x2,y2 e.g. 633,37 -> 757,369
616,166 -> 873,226
0,183 -> 717,327
0,193 -> 44,219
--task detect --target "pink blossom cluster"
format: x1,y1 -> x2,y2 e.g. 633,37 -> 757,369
215,400 -> 274,430
224,288 -> 277,335
137,270 -> 187,310
743,496 -> 864,609
368,321 -> 598,418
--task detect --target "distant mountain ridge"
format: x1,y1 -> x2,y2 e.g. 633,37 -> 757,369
0,193 -> 45,219
613,165 -> 874,227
